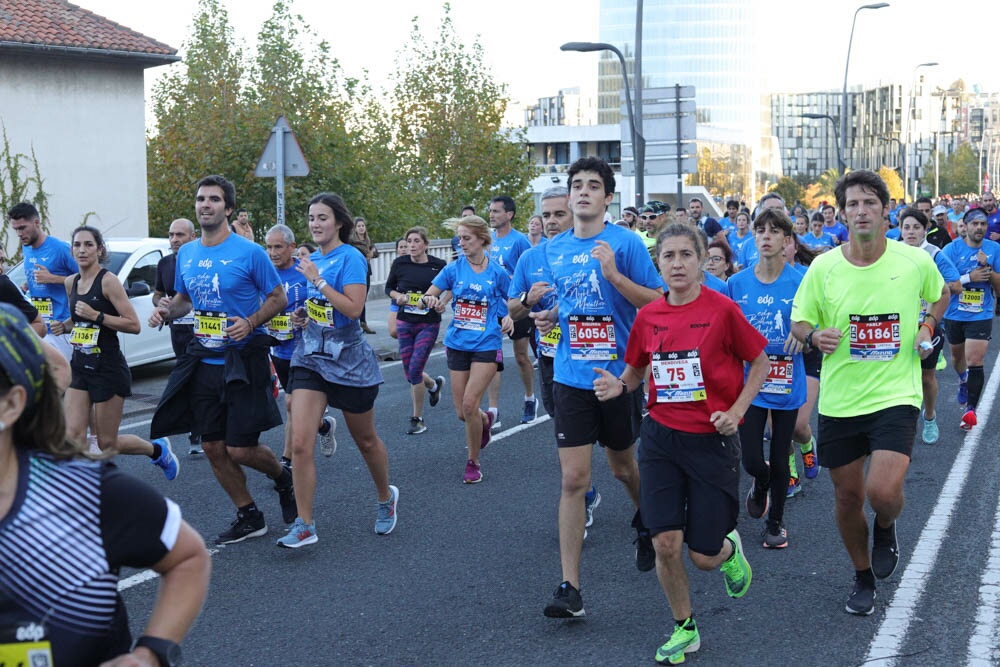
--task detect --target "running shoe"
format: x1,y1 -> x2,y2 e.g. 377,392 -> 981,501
318,415 -> 337,457
543,581 -> 585,618
655,619 -> 700,665
633,510 -> 656,572
489,408 -> 502,433
463,459 -> 482,484
960,408 -> 977,432
871,518 -> 899,579
275,471 -> 297,525
375,485 -> 398,535
720,530 -> 752,598
151,438 -> 180,481
188,437 -> 203,456
846,573 -> 876,615
521,396 -> 539,424
585,487 -> 601,528
276,517 -> 317,548
428,375 -> 445,407
745,478 -> 769,519
407,416 -> 427,435
216,509 -> 267,545
801,437 -> 819,479
786,476 -> 801,498
957,371 -> 969,406
922,412 -> 939,444
788,452 -> 799,485
763,521 -> 788,549
280,456 -> 293,474
480,411 -> 495,450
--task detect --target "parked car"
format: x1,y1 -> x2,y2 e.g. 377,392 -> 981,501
7,237 -> 175,367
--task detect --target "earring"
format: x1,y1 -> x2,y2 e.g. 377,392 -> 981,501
0,421 -> 6,432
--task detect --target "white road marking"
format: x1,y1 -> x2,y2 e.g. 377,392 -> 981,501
865,355 -> 1000,665
118,549 -> 219,592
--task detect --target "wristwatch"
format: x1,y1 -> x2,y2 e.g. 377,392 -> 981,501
519,291 -> 530,308
133,636 -> 182,667
805,330 -> 815,347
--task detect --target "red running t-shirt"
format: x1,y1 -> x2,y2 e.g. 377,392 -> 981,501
625,288 -> 767,434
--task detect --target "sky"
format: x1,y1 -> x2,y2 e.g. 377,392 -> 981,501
78,0 -> 1000,124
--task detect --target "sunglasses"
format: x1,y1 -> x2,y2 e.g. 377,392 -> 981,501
640,214 -> 657,220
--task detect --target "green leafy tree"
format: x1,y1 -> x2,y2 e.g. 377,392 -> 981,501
769,177 -> 804,207
923,143 -> 980,196
147,0 -> 250,235
0,124 -> 50,260
387,4 -> 537,233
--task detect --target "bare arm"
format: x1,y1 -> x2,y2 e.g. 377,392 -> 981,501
76,273 -> 140,334
709,350 -> 768,436
227,284 -> 288,341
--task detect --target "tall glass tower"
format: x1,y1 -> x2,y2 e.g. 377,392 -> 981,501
599,0 -> 761,200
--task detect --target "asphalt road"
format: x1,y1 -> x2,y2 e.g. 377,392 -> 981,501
112,300 -> 1000,666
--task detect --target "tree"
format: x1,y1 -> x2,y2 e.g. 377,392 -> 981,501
387,5 -> 537,233
923,143 -> 980,197
878,166 -> 904,201
0,124 -> 50,260
769,177 -> 804,207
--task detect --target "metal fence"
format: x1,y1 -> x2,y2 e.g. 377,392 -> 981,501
368,239 -> 454,299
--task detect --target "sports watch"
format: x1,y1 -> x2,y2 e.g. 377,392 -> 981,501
133,636 -> 182,666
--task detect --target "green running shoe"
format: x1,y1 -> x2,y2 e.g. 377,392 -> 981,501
720,530 -> 752,598
655,619 -> 700,664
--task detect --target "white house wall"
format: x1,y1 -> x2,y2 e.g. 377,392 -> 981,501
1,54 -> 148,250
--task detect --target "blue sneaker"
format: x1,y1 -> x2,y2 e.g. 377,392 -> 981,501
958,371 -> 969,406
786,476 -> 801,498
277,517 -> 317,548
584,487 -> 601,528
922,412 -> 939,444
151,438 -> 179,481
375,485 -> 399,535
521,396 -> 539,424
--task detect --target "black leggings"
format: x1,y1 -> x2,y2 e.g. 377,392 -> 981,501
738,405 -> 797,525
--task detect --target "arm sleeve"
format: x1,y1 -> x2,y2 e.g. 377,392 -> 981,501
174,247 -> 189,297
935,253 -> 961,283
432,262 -> 454,291
508,255 -> 530,298
919,253 -> 946,304
623,307 -> 650,370
154,256 -> 168,294
100,465 -> 180,569
59,243 -> 79,275
727,300 -> 769,362
624,234 -> 664,289
252,246 -> 283,294
791,264 -> 822,327
339,248 -> 369,287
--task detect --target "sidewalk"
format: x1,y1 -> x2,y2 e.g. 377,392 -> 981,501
363,295 -> 453,361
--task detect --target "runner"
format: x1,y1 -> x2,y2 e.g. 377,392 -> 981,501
726,209 -> 807,548
153,217 -> 202,455
898,208 -> 962,443
940,207 -> 1000,431
263,224 -> 337,473
51,226 -> 178,479
705,240 -> 735,281
536,157 -> 663,619
384,225 -> 448,435
0,303 -> 210,667
802,213 -> 837,254
486,196 -> 535,429
7,202 -> 78,358
387,237 -> 409,340
791,169 -> 946,616
593,222 -> 765,663
149,174 -> 296,545
421,215 -> 512,483
277,193 -> 398,547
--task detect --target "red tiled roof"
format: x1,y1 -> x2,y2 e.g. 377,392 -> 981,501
0,0 -> 177,58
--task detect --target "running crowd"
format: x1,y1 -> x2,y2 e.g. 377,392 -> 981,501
1,162 -> 996,665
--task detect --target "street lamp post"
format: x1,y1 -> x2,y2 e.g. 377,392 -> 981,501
561,41 -> 645,207
803,113 -> 845,174
841,2 -> 889,175
903,62 -> 938,201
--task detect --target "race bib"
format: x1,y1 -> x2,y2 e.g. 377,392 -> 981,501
568,315 -> 617,360
651,350 -> 706,403
454,297 -> 487,331
194,309 -> 228,348
0,623 -> 54,666
538,325 -> 562,358
267,314 -> 293,341
69,321 -> 101,354
958,287 -> 985,313
761,354 -> 794,394
403,292 -> 429,316
31,297 -> 53,322
848,313 -> 900,361
306,298 -> 335,327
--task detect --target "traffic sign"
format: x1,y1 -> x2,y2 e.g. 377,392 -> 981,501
255,116 -> 309,177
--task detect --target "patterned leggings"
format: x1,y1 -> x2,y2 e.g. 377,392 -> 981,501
397,320 -> 440,385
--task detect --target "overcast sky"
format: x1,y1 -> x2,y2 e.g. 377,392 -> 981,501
80,0 -> 1000,114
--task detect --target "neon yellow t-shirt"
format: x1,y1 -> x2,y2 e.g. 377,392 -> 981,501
791,242 -> 944,418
